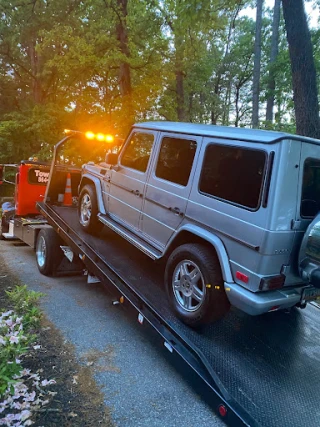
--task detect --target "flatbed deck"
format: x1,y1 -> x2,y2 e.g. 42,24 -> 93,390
38,202 -> 320,427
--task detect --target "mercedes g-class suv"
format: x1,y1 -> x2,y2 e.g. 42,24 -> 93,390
78,121 -> 320,326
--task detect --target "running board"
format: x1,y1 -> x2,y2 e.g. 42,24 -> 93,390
98,214 -> 162,260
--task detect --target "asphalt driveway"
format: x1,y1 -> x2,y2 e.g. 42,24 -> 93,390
0,239 -> 224,427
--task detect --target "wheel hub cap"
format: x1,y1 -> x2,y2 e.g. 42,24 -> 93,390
172,260 -> 206,312
36,236 -> 46,268
181,275 -> 193,296
80,194 -> 92,226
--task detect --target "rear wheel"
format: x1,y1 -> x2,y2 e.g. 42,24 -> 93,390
78,184 -> 103,234
0,217 -> 6,240
165,243 -> 230,327
36,228 -> 63,276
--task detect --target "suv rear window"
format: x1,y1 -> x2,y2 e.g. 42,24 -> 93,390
199,144 -> 266,209
301,158 -> 320,218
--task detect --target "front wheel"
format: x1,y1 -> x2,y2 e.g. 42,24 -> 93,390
36,228 -> 63,276
78,184 -> 103,235
165,243 -> 230,327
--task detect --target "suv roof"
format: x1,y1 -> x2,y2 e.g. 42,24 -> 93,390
135,121 -> 320,145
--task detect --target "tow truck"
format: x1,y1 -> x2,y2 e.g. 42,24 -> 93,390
0,158 -> 84,274
2,130 -> 320,426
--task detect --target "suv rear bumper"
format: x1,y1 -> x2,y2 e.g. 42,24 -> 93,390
225,282 -> 305,315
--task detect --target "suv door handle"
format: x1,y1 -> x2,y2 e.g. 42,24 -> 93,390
105,175 -> 111,182
169,206 -> 182,216
132,189 -> 141,196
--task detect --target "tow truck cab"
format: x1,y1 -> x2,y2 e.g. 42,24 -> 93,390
0,160 -> 50,237
15,161 -> 50,216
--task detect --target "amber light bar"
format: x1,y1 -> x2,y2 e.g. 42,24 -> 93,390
85,131 -> 114,143
64,129 -> 114,143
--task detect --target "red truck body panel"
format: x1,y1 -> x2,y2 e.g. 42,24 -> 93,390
15,163 -> 50,216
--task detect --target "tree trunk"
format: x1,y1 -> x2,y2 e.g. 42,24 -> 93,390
116,0 -> 131,98
282,0 -> 320,138
252,0 -> 263,128
176,69 -> 185,121
222,80 -> 232,126
175,35 -> 185,122
211,4 -> 242,125
200,92 -> 205,123
235,84 -> 241,127
266,0 -> 281,123
188,92 -> 193,122
29,41 -> 42,104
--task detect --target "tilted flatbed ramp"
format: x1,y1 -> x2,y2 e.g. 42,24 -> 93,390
37,202 -> 320,427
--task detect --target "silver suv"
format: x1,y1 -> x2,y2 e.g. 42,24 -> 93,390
78,121 -> 320,326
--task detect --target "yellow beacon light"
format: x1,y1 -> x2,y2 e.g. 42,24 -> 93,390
84,131 -> 114,142
96,133 -> 105,141
85,131 -> 95,140
105,134 -> 114,143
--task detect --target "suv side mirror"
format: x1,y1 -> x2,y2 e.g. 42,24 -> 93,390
105,153 -> 118,165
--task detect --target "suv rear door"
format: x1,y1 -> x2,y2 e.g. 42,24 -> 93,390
140,133 -> 199,248
274,141 -> 320,286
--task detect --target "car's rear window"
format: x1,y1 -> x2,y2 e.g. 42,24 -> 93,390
199,144 -> 266,210
301,158 -> 320,218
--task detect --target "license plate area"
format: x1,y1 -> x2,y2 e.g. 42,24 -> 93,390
302,287 -> 320,302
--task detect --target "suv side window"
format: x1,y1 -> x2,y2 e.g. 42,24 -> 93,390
120,132 -> 154,173
155,137 -> 197,186
199,144 -> 266,210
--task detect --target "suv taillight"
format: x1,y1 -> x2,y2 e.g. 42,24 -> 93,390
259,274 -> 285,291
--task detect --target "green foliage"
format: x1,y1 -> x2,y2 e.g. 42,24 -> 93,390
6,285 -> 43,329
0,0 -> 318,161
0,105 -> 66,163
0,285 -> 43,396
0,360 -> 20,396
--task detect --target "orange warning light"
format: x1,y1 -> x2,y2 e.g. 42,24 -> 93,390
105,134 -> 114,143
85,131 -> 95,140
96,133 -> 105,141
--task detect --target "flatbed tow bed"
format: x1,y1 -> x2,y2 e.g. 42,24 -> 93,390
37,202 -> 320,427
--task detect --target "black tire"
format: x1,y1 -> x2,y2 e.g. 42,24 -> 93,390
0,217 -> 5,239
0,212 -> 13,237
36,228 -> 64,276
78,184 -> 103,235
165,243 -> 230,327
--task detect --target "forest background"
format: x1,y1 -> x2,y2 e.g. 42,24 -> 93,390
0,0 -> 319,163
